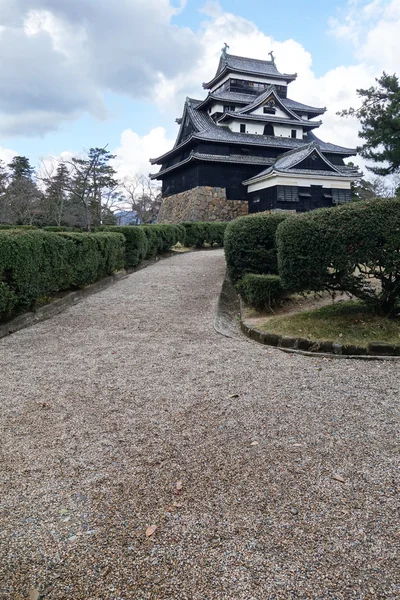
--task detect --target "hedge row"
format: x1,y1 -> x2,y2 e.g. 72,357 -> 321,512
0,230 -> 124,322
97,222 -> 227,268
180,222 -> 228,248
224,213 -> 287,284
277,197 -> 400,315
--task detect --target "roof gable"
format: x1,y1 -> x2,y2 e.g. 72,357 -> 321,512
273,143 -> 341,173
237,88 -> 300,120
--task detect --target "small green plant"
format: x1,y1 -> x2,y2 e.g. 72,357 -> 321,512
237,274 -> 285,310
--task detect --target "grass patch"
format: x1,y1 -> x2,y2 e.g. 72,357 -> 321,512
261,300 -> 400,347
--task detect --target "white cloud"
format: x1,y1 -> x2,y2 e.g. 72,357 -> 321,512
111,127 -> 175,179
0,0 -> 200,136
0,146 -> 17,165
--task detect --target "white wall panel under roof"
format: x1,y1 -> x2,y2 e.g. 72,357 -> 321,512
247,174 -> 352,193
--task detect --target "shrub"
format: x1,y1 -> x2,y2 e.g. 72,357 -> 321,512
179,221 -> 227,247
57,232 -> 125,286
204,222 -> 228,247
277,197 -> 400,316
98,226 -> 148,268
0,230 -> 74,319
43,226 -> 82,232
0,224 -> 37,230
0,230 -> 124,321
224,213 -> 287,283
237,274 -> 285,309
139,224 -> 183,258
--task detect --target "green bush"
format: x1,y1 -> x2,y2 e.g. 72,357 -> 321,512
204,222 -> 228,246
224,213 -> 287,283
57,232 -> 124,286
180,222 -> 227,247
98,226 -> 148,268
237,274 -> 285,309
277,197 -> 400,315
139,224 -> 183,258
0,224 -> 37,230
0,230 -> 124,322
43,226 -> 82,232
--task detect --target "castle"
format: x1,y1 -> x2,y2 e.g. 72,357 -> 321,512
151,46 -> 359,222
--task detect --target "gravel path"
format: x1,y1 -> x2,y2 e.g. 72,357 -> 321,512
1,250 -> 399,600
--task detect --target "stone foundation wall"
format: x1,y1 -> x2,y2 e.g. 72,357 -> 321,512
157,186 -> 248,223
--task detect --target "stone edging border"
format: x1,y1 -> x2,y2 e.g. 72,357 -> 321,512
0,253 -> 174,342
238,299 -> 400,362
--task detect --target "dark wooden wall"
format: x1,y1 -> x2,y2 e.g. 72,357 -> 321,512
248,185 -> 347,213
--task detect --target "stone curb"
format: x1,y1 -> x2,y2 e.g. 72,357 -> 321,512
0,253 -> 175,342
240,320 -> 400,361
233,289 -> 400,361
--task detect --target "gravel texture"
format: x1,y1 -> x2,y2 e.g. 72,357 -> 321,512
0,249 -> 399,599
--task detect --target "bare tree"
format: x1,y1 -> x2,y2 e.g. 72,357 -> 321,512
120,174 -> 161,224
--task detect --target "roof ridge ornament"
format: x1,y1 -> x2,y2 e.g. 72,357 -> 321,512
268,50 -> 276,66
221,42 -> 230,59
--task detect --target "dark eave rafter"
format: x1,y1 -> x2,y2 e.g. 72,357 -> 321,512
150,151 -> 275,180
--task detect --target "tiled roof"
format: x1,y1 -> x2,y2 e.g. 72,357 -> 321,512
282,98 -> 326,115
150,151 -> 275,179
203,53 -> 297,88
222,54 -> 284,77
196,91 -> 255,109
243,143 -> 360,183
150,99 -> 356,164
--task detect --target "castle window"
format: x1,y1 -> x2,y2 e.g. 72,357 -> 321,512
263,107 -> 276,114
277,186 -> 299,202
291,130 -> 297,139
263,124 -> 274,136
332,189 -> 351,204
240,124 -> 246,133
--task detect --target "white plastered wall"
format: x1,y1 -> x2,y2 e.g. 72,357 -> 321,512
247,174 -> 352,193
227,120 -> 303,138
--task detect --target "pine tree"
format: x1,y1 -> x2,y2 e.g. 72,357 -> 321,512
339,73 -> 400,176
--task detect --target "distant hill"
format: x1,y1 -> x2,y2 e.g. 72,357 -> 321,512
114,210 -> 139,225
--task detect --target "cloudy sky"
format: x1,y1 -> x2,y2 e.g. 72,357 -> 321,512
0,0 -> 399,177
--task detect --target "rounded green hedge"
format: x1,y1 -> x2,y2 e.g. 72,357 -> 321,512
277,197 -> 400,315
224,213 -> 287,283
237,273 -> 284,310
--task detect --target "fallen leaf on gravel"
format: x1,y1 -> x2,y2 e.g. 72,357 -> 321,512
228,394 -> 239,398
146,525 -> 157,537
176,480 -> 183,491
250,441 -> 259,446
59,508 -> 69,516
173,502 -> 183,508
292,443 -> 303,447
332,474 -> 345,483
29,589 -> 40,600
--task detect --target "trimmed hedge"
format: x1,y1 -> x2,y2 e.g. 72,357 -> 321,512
0,224 -> 37,230
43,226 -> 82,232
99,224 -> 184,264
277,197 -> 400,315
224,213 -> 287,283
237,274 -> 285,309
97,226 -> 147,268
140,224 -> 184,258
0,230 -> 124,322
180,221 -> 228,247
